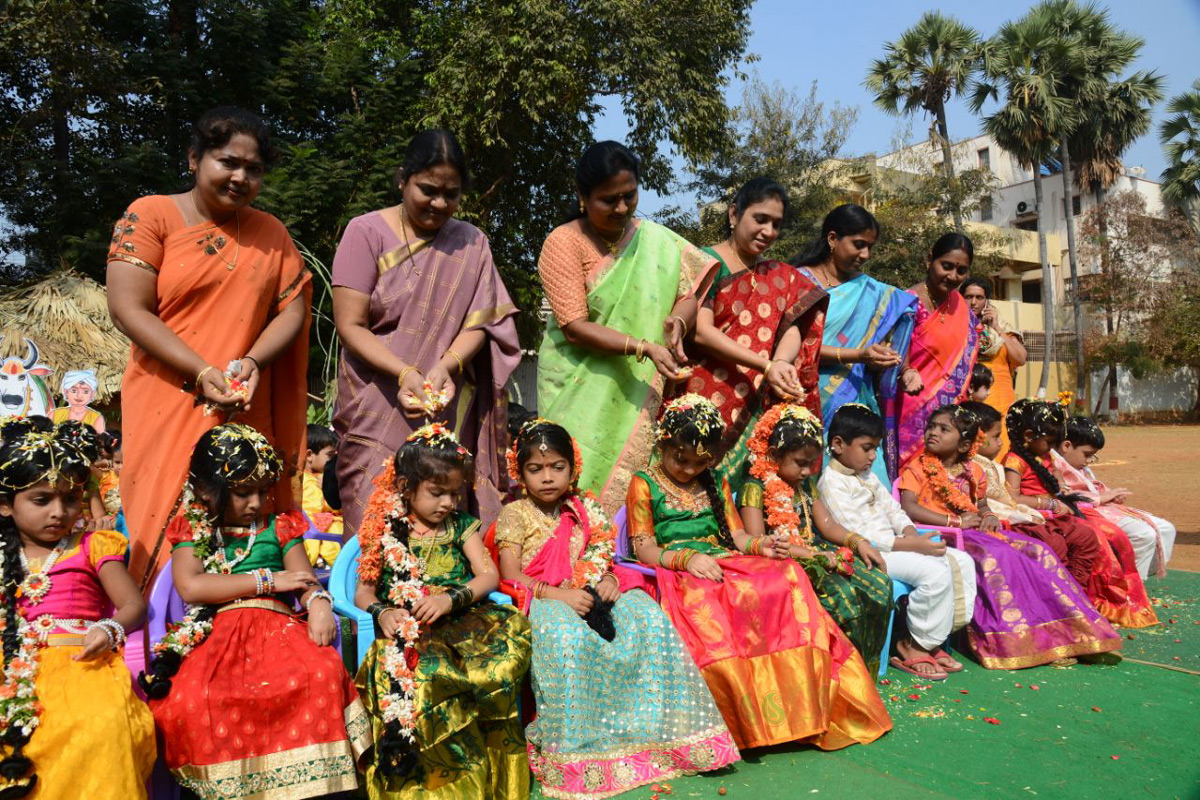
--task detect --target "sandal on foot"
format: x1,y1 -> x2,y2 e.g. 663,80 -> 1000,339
931,647 -> 964,672
889,655 -> 948,680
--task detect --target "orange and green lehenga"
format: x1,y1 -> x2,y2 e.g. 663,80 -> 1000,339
626,468 -> 891,751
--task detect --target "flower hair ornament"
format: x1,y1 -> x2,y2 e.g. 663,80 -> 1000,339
407,422 -> 467,455
195,423 -> 284,486
506,417 -> 584,487
0,419 -> 90,493
355,460 -> 428,774
747,404 -> 822,545
655,393 -> 724,457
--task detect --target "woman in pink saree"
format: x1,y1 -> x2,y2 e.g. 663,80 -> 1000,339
889,233 -> 980,471
332,130 -> 521,534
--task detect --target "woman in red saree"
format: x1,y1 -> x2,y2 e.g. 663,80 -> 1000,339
106,107 -> 311,590
888,233 -> 979,472
332,130 -> 521,534
674,178 -> 827,484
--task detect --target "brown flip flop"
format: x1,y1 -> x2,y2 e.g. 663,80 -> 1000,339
889,655 -> 948,680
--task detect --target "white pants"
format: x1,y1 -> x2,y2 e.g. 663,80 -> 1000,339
1114,513 -> 1176,579
881,549 -> 977,651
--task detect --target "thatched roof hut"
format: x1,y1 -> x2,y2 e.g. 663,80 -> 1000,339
0,268 -> 129,402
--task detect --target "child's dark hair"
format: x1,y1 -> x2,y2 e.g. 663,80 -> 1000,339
0,418 -> 92,792
506,401 -> 534,442
656,396 -> 735,551
1064,416 -> 1105,450
970,363 -> 994,393
767,410 -> 824,458
306,424 -> 339,456
397,129 -> 469,190
188,424 -> 284,524
391,426 -> 475,548
929,404 -> 981,461
725,177 -> 788,237
958,400 -> 1001,431
56,419 -> 101,463
790,204 -> 880,267
99,430 -> 121,459
513,419 -> 575,473
191,106 -> 278,168
1006,399 -> 1083,513
568,141 -> 639,221
828,403 -> 885,445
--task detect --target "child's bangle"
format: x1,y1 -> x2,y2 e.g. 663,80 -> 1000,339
305,589 -> 333,612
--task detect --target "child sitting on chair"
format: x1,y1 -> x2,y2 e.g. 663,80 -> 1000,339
819,403 -> 975,680
1055,416 -> 1174,579
302,424 -> 342,568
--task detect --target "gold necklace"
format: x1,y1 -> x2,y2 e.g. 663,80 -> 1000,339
591,219 -> 631,255
724,242 -> 759,289
189,191 -> 241,271
649,462 -> 709,515
398,205 -> 435,272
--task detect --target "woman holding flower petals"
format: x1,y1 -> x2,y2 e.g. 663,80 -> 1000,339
494,418 -> 737,799
333,129 -> 521,537
354,424 -> 531,799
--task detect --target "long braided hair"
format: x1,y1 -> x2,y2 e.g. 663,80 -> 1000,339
655,395 -> 736,551
1005,398 -> 1084,515
139,424 -> 284,699
0,417 -> 92,796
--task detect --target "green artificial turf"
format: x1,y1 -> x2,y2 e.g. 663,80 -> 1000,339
532,571 -> 1200,800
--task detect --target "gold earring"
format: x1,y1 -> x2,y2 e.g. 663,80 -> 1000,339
579,200 -> 585,213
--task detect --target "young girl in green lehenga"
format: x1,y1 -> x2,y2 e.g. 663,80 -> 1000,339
737,403 -> 893,674
354,424 -> 532,799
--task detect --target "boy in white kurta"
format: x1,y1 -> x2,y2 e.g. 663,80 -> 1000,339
819,404 -> 976,680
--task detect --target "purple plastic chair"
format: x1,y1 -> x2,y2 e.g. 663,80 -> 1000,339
612,506 -> 656,578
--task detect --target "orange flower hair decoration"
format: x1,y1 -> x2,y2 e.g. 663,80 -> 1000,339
747,403 -> 822,545
407,422 -> 467,455
357,459 -> 403,583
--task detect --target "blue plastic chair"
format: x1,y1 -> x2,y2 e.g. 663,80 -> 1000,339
612,506 -> 657,578
329,535 -> 512,668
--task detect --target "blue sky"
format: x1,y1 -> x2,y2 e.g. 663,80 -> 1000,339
598,0 -> 1200,213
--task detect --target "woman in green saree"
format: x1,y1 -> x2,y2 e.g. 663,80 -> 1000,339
536,141 -> 718,514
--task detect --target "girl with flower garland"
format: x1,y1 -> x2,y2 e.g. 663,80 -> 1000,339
1003,399 -> 1157,629
896,405 -> 1122,668
737,404 -> 894,674
143,423 -> 368,800
626,394 -> 890,751
0,417 -> 154,798
495,419 -> 737,798
354,423 -> 531,799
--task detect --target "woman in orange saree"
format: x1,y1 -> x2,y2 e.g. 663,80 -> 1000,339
106,107 -> 311,590
888,233 -> 979,472
672,178 -> 827,485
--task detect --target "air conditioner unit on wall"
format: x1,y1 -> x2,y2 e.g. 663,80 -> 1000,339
1016,200 -> 1037,215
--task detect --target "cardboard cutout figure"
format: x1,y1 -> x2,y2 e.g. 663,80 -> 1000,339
52,368 -> 106,432
0,337 -> 54,419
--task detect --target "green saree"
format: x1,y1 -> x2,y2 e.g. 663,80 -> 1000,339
537,220 -> 716,514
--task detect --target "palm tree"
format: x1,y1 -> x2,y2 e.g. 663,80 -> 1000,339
971,14 -> 1083,395
1070,74 -> 1164,413
866,11 -> 981,233
1161,79 -> 1200,230
1035,0 -> 1152,405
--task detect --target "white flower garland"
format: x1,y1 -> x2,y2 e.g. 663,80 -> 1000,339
375,512 -> 427,742
0,553 -> 44,743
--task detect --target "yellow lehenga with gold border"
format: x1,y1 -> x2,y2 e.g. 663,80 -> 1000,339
356,511 -> 532,799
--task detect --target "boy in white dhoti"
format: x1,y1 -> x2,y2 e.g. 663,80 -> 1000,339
819,404 -> 976,680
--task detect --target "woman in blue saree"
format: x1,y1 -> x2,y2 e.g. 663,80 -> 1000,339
791,205 -> 920,483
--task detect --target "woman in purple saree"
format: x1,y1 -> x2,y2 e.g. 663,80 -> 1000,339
332,130 -> 521,534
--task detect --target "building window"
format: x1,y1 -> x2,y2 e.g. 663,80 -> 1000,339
1073,195 -> 1081,216
980,196 -> 993,221
978,148 -> 990,170
1021,281 -> 1042,304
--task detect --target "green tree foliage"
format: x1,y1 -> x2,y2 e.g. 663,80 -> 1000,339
671,77 -> 857,261
1140,210 -> 1200,412
1160,79 -> 1200,229
865,11 -> 981,233
1,0 -> 754,352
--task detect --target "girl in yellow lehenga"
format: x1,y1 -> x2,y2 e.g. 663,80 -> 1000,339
0,418 -> 155,798
355,424 -> 531,799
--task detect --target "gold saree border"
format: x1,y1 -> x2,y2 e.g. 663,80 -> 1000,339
108,252 -> 160,274
174,740 -> 359,800
465,302 -> 517,330
533,724 -> 731,766
971,617 -> 1123,669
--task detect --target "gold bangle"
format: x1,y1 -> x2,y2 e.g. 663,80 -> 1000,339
669,314 -> 686,334
636,339 -> 647,362
196,365 -> 214,386
446,349 -> 465,375
835,348 -> 844,365
763,360 -> 773,377
624,335 -> 633,356
397,366 -> 416,387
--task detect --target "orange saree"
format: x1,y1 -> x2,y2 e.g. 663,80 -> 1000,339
108,194 -> 311,589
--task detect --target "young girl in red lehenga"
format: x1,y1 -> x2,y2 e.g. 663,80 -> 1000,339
141,424 -> 369,799
1003,399 -> 1157,629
